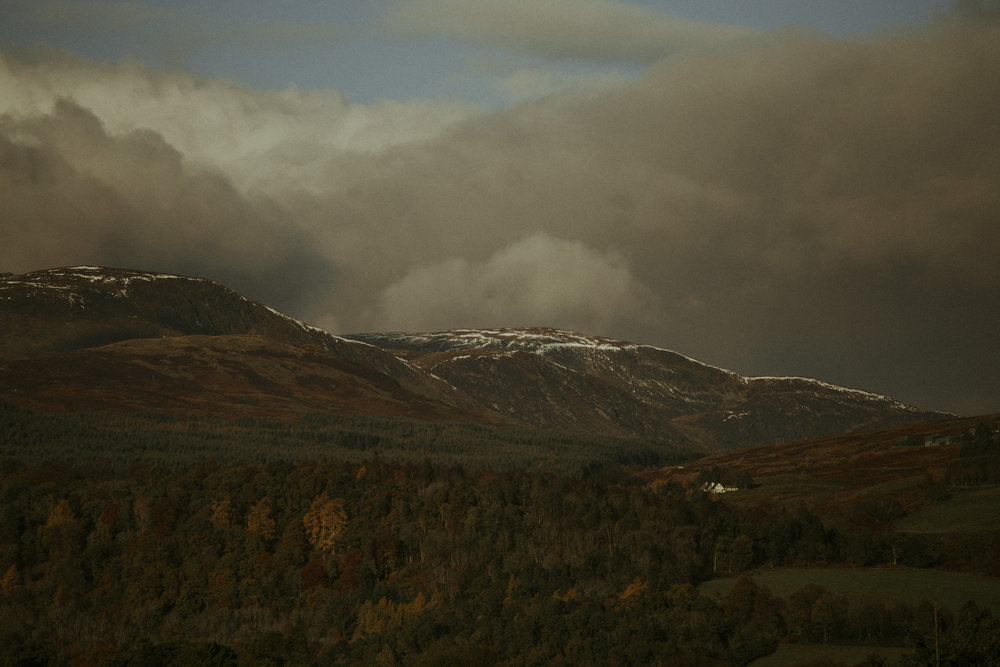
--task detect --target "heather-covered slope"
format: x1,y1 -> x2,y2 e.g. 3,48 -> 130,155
0,266 -> 470,410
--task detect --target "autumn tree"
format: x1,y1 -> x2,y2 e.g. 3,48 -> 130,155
303,493 -> 348,557
210,497 -> 233,532
0,564 -> 21,595
39,499 -> 85,559
246,497 -> 276,542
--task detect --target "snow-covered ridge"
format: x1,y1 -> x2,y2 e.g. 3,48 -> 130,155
0,272 -> 931,417
4,266 -> 207,287
1,266 -> 340,340
354,327 -> 644,354
260,304 -> 339,339
386,327 -> 635,352
2,266 -> 184,304
45,266 -> 192,284
354,329 -> 927,412
0,266 -> 214,298
747,375 -> 917,410
349,327 -> 746,378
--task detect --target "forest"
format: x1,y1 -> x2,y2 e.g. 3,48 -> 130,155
945,422 -> 1000,486
1,403 -> 999,665
0,402 -> 679,477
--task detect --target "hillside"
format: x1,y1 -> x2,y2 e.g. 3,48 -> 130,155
0,266 -> 468,408
348,329 -> 948,452
0,268 -> 997,666
1,267 -> 949,457
641,413 -> 1000,537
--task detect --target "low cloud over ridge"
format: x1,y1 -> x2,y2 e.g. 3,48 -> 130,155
368,233 -> 658,333
2,10 -> 999,415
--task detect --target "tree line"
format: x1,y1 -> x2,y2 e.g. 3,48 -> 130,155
1,455 -> 998,665
946,421 -> 1000,486
0,401 -> 686,477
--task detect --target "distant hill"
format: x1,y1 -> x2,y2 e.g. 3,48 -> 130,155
0,266 -> 949,458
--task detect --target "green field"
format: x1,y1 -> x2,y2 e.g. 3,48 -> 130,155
895,486 -> 1000,533
749,643 -> 911,667
701,567 -> 1000,615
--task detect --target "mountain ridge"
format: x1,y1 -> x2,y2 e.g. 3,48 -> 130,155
0,265 -> 472,408
346,327 -> 942,451
0,267 -> 949,455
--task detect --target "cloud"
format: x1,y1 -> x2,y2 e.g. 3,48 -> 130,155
494,66 -> 629,103
386,0 -> 757,64
3,11 -> 1000,415
0,96 -> 336,313
309,15 -> 1000,413
366,233 -> 659,332
4,0 -> 172,32
0,49 -> 478,196
952,0 -> 1000,20
1,0 -> 359,67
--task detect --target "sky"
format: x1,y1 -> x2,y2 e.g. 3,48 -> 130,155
1,0 -> 999,416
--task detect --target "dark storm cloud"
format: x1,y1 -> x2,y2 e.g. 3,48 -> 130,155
307,13 -> 1000,414
0,46 -> 472,316
0,97 -> 336,314
2,9 -> 999,414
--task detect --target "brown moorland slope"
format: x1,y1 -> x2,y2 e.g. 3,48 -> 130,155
641,414 -> 1000,526
0,334 -> 508,423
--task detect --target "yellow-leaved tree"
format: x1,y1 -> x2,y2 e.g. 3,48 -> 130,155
246,497 -> 276,541
39,499 -> 85,558
303,493 -> 347,556
210,497 -> 232,532
1,564 -> 21,595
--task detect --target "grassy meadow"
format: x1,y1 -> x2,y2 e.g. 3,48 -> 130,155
701,566 -> 1000,615
895,485 -> 1000,534
749,643 -> 912,666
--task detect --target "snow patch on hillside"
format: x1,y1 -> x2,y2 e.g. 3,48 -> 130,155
261,304 -> 333,338
363,328 -> 640,355
348,327 -> 746,381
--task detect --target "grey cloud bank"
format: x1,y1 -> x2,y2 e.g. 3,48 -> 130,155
1,11 -> 999,416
